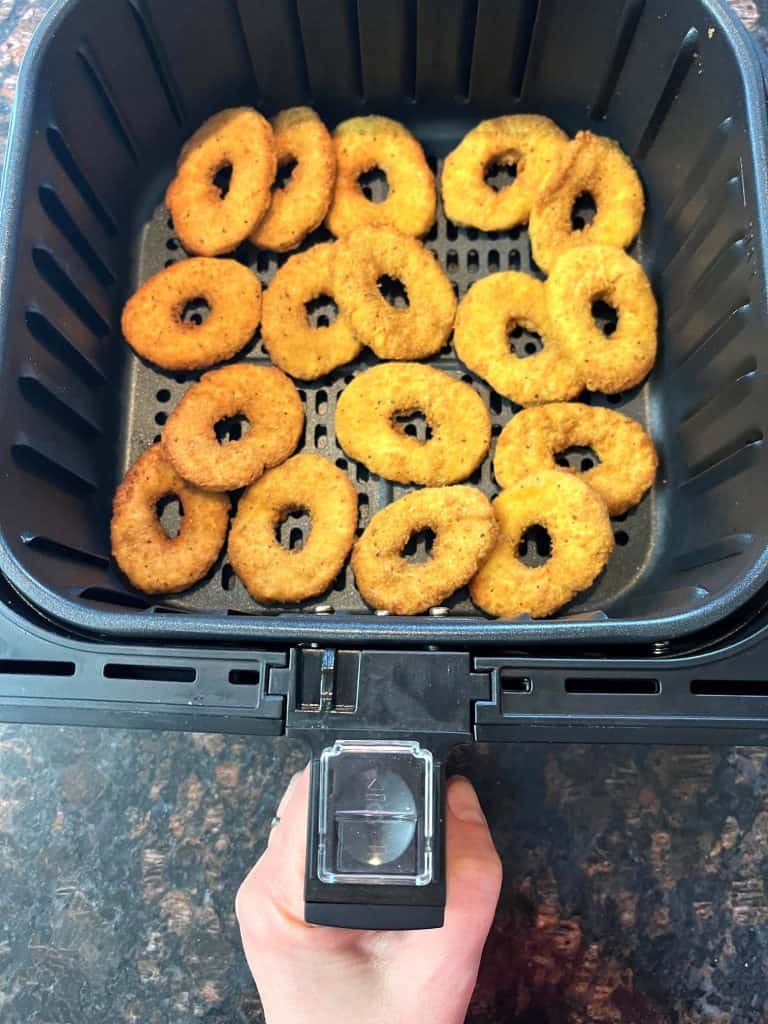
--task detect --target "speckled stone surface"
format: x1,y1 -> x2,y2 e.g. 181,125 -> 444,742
2,2 -> 768,1022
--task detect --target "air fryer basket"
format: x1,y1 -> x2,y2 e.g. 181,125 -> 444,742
1,0 -> 768,647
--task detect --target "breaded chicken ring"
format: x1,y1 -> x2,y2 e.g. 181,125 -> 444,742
454,271 -> 584,406
251,107 -> 335,252
261,243 -> 362,380
326,116 -> 436,237
441,114 -> 568,231
546,245 -> 657,394
470,470 -> 614,619
351,486 -> 497,615
163,364 -> 304,491
333,225 -> 456,360
529,131 -> 644,273
111,445 -> 229,594
228,454 -> 357,603
121,258 -> 261,371
494,403 -> 658,516
167,107 -> 276,256
335,363 -> 490,485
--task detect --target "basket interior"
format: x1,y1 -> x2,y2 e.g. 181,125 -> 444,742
2,0 -> 768,641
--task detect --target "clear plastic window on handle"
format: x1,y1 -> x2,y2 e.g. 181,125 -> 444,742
317,740 -> 434,886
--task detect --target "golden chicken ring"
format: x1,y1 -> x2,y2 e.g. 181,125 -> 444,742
162,363 -> 304,491
228,454 -> 358,604
546,245 -> 658,394
470,470 -> 614,619
111,444 -> 229,594
261,242 -> 362,380
335,362 -> 491,485
494,403 -> 658,517
333,224 -> 456,360
251,107 -> 335,252
453,271 -> 584,406
326,115 -> 436,237
166,107 -> 276,256
121,258 -> 262,372
351,486 -> 498,615
441,114 -> 568,231
529,130 -> 644,273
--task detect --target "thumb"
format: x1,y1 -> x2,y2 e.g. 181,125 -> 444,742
443,775 -> 503,932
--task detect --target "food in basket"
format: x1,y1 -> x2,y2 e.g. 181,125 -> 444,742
166,107 -> 276,256
228,454 -> 358,603
441,114 -> 568,231
162,364 -> 304,491
529,130 -> 644,273
470,470 -> 614,619
326,115 -> 436,237
546,245 -> 658,393
111,445 -> 229,594
352,486 -> 498,615
453,271 -> 584,406
250,107 -> 335,252
333,224 -> 456,360
261,242 -> 362,379
494,403 -> 658,517
121,257 -> 261,371
335,362 -> 490,485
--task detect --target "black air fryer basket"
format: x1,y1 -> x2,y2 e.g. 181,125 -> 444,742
4,0 -> 768,927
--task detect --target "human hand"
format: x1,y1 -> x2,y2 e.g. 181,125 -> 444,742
236,766 -> 502,1024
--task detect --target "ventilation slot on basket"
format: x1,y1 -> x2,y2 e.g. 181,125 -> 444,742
591,0 -> 645,121
103,663 -> 196,682
38,185 -> 115,287
21,533 -> 109,568
32,248 -> 109,338
25,310 -> 105,385
635,27 -> 699,159
691,681 -> 768,697
0,660 -> 75,677
229,668 -> 260,685
46,125 -> 117,237
127,0 -> 184,123
498,670 -> 532,693
565,678 -> 660,694
77,43 -> 139,162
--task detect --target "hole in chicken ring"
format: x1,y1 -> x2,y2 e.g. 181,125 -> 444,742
162,363 -> 304,491
110,444 -> 229,594
228,453 -> 358,604
351,486 -> 498,615
332,225 -> 456,360
441,114 -> 568,231
470,470 -> 614,619
546,245 -> 658,394
453,271 -> 584,406
121,257 -> 262,372
166,107 -> 276,256
494,403 -> 658,516
529,130 -> 644,273
335,362 -> 491,485
326,116 -> 436,238
251,107 -> 336,253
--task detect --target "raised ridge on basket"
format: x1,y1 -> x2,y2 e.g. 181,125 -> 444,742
21,533 -> 109,569
46,125 -> 118,238
635,26 -> 699,159
77,42 -> 140,163
31,247 -> 110,339
38,185 -> 116,287
672,534 -> 755,575
12,434 -> 97,495
18,367 -> 102,438
126,0 -> 185,124
591,0 -> 646,120
25,309 -> 106,385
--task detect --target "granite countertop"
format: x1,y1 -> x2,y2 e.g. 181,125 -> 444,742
2,2 -> 768,1022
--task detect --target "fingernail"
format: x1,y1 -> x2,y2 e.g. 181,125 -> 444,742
276,767 -> 305,817
447,775 -> 487,825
